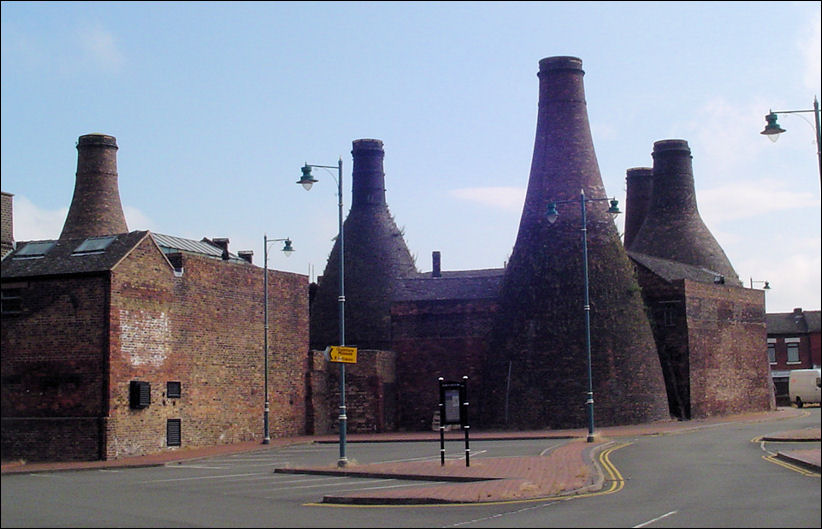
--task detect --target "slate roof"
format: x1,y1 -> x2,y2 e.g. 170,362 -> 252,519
766,309 -> 822,335
1,231 -> 247,280
628,250 -> 730,284
1,231 -> 150,278
393,268 -> 504,302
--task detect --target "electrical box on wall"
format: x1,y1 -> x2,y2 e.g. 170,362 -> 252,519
129,380 -> 151,409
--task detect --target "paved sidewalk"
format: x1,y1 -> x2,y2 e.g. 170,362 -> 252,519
2,407 -> 818,505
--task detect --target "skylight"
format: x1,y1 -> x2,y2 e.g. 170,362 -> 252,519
72,235 -> 117,255
13,241 -> 55,259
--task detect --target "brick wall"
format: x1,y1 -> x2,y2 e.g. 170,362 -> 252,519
634,267 -> 774,419
684,281 -> 775,417
391,299 -> 495,431
309,349 -> 396,434
106,237 -> 309,458
1,275 -> 109,461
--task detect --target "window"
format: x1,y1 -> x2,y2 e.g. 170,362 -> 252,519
167,381 -> 181,398
72,236 -> 116,255
167,419 -> 181,447
767,342 -> 776,364
659,302 -> 679,327
786,341 -> 800,364
1,288 -> 23,314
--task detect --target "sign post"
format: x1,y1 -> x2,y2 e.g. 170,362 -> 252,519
438,376 -> 470,467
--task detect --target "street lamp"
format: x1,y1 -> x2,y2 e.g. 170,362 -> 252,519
263,235 -> 294,444
297,158 -> 349,467
546,188 -> 621,443
749,278 -> 770,290
760,96 -> 822,185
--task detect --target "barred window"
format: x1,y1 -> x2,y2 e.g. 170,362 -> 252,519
1,288 -> 23,315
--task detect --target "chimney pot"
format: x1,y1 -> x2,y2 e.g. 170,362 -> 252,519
211,237 -> 229,259
432,251 -> 441,278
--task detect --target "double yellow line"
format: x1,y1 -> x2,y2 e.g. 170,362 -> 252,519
752,434 -> 820,478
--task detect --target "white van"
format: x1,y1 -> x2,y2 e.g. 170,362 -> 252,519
788,368 -> 821,408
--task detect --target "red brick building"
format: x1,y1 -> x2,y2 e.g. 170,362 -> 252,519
1,134 -> 308,462
624,139 -> 774,419
766,308 -> 821,405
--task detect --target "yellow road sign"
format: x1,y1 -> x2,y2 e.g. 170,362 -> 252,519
326,345 -> 357,364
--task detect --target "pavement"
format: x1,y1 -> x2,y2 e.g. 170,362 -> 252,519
2,407 -> 819,505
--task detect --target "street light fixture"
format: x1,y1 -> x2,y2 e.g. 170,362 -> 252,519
749,278 -> 770,290
297,158 -> 349,467
760,96 -> 822,185
546,188 -> 621,443
263,235 -> 294,444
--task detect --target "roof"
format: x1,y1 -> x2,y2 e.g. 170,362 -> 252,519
766,309 -> 822,335
628,251 -> 731,284
151,232 -> 246,263
1,231 -> 249,280
393,268 -> 504,302
1,231 -> 150,278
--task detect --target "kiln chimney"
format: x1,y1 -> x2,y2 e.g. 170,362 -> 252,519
60,133 -> 128,240
487,56 -> 670,430
351,139 -> 387,208
1,191 -> 14,256
629,139 -> 740,285
309,139 -> 417,351
623,167 -> 653,250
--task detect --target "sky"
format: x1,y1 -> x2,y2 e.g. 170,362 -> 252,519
2,1 -> 820,314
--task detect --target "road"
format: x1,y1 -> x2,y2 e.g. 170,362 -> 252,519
1,408 -> 819,528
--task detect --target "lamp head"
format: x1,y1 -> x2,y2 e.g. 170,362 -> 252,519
760,112 -> 785,143
282,238 -> 294,256
607,198 -> 621,218
763,281 -> 770,290
546,202 -> 559,225
297,164 -> 318,190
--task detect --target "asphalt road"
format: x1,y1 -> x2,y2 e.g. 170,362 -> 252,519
1,408 -> 819,528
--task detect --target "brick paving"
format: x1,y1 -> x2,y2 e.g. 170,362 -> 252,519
279,440 -> 601,504
2,407 -> 818,505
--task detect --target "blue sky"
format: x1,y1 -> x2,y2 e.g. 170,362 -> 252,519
2,1 -> 820,314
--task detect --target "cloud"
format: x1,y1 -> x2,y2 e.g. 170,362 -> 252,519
449,186 -> 526,211
735,242 -> 822,313
698,178 -> 820,224
798,14 -> 821,93
11,196 -> 154,242
11,196 -> 65,241
123,205 -> 156,232
76,23 -> 124,72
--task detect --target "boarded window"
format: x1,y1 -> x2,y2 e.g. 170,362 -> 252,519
167,381 -> 181,398
167,419 -> 181,447
129,380 -> 151,409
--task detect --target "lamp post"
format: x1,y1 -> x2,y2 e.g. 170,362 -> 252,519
263,235 -> 294,444
760,96 -> 822,186
546,188 -> 621,443
297,158 -> 349,467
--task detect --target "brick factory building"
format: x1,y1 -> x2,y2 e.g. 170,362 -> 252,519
3,56 -> 781,462
2,134 -> 308,462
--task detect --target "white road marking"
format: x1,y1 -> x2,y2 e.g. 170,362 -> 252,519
633,510 -> 678,527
